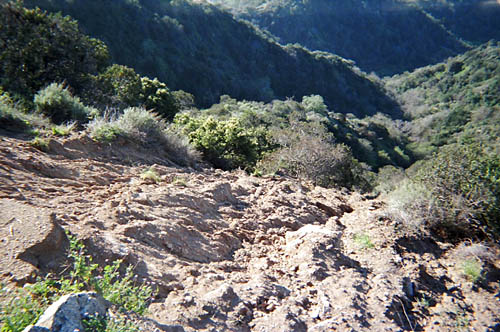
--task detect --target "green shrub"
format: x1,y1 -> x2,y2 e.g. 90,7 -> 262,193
461,259 -> 483,283
353,233 -> 375,249
51,122 -> 76,136
34,83 -> 96,124
91,65 -> 142,110
140,77 -> 179,120
257,119 -> 372,190
415,144 -> 500,239
0,2 -> 109,100
140,167 -> 161,183
115,107 -> 166,142
174,113 -> 269,170
89,66 -> 180,119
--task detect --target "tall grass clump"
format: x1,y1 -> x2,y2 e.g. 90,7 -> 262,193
88,107 -> 199,166
0,93 -> 50,132
34,83 -> 97,124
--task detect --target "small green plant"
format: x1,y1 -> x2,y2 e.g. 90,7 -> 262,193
0,234 -> 152,332
51,122 -> 76,136
30,136 -> 50,152
140,167 -> 161,183
172,176 -> 188,187
83,314 -> 138,332
353,233 -> 375,249
415,295 -> 430,310
461,259 -> 482,283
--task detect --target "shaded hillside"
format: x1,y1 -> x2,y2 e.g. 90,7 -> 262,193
385,42 -> 500,157
206,0 -> 500,76
23,0 -> 401,118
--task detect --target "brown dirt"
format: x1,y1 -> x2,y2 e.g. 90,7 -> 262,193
0,133 -> 499,331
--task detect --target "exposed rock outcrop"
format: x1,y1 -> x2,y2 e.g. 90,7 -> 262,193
0,134 -> 499,331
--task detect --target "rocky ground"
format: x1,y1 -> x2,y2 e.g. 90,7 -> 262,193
0,132 -> 499,331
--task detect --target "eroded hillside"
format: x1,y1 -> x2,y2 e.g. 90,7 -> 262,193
1,134 -> 499,331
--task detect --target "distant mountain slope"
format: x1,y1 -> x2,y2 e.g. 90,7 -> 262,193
385,42 -> 500,157
206,0 -> 499,76
24,0 -> 401,118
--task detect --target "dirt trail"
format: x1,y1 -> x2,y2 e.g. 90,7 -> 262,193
0,134 -> 498,331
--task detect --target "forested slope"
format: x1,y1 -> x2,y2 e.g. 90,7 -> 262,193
386,42 -> 500,157
23,0 -> 400,118
206,0 -> 500,76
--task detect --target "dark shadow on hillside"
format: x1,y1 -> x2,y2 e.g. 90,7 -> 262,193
395,236 -> 445,258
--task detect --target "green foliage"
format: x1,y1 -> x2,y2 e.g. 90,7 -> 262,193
208,0 -> 478,76
174,113 -> 269,170
83,314 -> 138,332
415,144 -> 500,239
301,95 -> 327,115
353,233 -> 375,250
0,286 -> 47,332
257,118 -> 371,190
51,122 -> 76,136
140,77 -> 179,120
91,65 -> 142,110
24,0 -> 400,117
89,65 -> 180,119
388,43 -> 500,158
461,259 -> 483,283
140,167 -> 161,183
34,83 -> 96,124
0,1 -> 109,100
0,234 -> 152,332
29,136 -> 50,152
0,98 -> 49,132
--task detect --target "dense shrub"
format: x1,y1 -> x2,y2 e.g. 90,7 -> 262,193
90,64 -> 142,110
34,83 -> 96,124
0,1 -> 109,99
415,144 -> 500,239
257,118 -> 372,190
89,65 -> 181,119
0,93 -> 50,131
140,77 -> 179,120
174,113 -> 270,170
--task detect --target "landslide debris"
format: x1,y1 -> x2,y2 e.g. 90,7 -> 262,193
0,134 -> 498,331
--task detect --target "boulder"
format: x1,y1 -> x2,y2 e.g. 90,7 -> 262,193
30,292 -> 109,332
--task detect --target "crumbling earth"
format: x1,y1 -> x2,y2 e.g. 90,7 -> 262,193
0,133 -> 499,331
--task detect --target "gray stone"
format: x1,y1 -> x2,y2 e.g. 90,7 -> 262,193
33,292 -> 109,332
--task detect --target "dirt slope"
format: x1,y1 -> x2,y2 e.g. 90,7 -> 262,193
0,133 -> 498,331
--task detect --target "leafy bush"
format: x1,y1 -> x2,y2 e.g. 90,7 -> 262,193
34,83 -> 97,124
174,113 -> 270,170
0,2 -> 109,99
91,65 -> 142,110
140,77 -> 179,120
89,65 -> 181,119
115,107 -> 166,142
